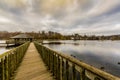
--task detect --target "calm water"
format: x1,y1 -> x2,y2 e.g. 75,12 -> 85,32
0,40 -> 9,55
43,40 -> 120,77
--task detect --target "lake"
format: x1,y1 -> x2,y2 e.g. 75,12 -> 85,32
43,40 -> 120,77
0,40 -> 9,55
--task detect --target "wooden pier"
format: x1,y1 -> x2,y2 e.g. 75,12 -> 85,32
0,42 -> 120,80
13,43 -> 54,80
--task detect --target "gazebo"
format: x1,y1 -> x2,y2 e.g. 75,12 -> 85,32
10,33 -> 33,45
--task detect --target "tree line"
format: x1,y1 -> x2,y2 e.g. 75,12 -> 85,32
0,31 -> 120,40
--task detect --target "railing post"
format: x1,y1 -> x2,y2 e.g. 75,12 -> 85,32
51,53 -> 54,76
14,51 -> 17,71
9,53 -> 12,77
48,50 -> 50,70
47,50 -> 50,70
57,56 -> 60,80
1,58 -> 5,80
54,54 -> 57,78
0,58 -> 2,80
65,60 -> 69,80
62,58 -> 65,80
56,55 -> 58,79
53,53 -> 55,76
60,57 -> 63,80
72,64 -> 77,80
4,55 -> 9,80
49,52 -> 52,72
81,68 -> 85,80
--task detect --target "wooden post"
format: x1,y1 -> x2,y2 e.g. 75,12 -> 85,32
48,50 -> 50,70
57,56 -> 60,80
1,58 -> 5,80
60,57 -> 63,80
5,55 -> 9,80
62,59 -> 64,80
54,54 -> 57,77
72,64 -> 77,80
56,55 -> 58,79
0,58 -> 2,80
9,53 -> 13,77
65,60 -> 69,80
50,52 -> 53,72
52,53 -> 55,76
81,68 -> 85,80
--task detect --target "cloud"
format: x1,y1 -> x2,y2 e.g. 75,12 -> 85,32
0,0 -> 120,35
0,16 -> 12,23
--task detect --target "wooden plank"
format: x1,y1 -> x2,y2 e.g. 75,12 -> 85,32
13,43 -> 54,80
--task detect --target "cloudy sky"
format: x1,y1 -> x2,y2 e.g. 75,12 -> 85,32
0,0 -> 120,35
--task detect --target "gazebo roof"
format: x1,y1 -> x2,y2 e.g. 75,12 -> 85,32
11,34 -> 33,39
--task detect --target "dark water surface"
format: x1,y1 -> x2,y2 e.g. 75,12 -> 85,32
43,40 -> 120,77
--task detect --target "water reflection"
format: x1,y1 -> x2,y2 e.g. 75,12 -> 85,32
0,47 -> 9,54
0,40 -> 9,55
43,40 -> 120,77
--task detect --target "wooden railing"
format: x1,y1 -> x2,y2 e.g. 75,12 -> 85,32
34,42 -> 120,80
0,42 -> 30,80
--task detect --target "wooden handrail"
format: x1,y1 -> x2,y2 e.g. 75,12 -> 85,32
34,42 -> 120,80
0,42 -> 30,80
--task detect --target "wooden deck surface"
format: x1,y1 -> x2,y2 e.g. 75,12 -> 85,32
13,43 -> 54,80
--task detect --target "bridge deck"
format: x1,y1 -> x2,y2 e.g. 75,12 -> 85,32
13,43 -> 54,80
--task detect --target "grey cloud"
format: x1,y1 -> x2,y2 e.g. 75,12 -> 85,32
0,0 -> 120,35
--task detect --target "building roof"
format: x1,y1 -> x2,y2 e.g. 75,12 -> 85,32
11,34 -> 33,39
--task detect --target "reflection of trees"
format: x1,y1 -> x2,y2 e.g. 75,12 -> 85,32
73,43 -> 79,46
72,33 -> 120,40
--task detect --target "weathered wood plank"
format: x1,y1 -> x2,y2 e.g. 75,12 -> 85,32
13,43 -> 54,80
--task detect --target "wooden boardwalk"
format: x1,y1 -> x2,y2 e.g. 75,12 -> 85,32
13,43 -> 54,80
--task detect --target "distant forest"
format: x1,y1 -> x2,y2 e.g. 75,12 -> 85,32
0,31 -> 120,40
0,31 -> 67,40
